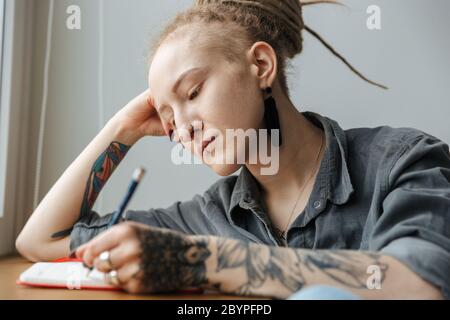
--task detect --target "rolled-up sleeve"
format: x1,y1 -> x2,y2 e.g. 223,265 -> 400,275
69,211 -> 113,252
369,134 -> 450,299
69,193 -> 218,252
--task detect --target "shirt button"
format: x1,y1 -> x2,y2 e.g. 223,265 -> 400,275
313,200 -> 322,209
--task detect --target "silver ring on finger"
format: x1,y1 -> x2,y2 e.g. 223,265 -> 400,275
99,250 -> 114,270
107,270 -> 121,286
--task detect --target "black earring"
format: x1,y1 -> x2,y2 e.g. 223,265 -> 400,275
263,87 -> 283,146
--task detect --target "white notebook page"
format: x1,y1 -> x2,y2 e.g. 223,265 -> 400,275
19,262 -> 116,289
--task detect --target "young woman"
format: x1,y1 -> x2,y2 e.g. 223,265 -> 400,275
16,0 -> 449,299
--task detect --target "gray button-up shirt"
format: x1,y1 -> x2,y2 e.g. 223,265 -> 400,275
70,112 -> 450,299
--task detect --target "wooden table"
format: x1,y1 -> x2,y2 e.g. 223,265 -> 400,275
0,256 -> 261,300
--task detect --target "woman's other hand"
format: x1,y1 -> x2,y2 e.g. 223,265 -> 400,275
111,89 -> 168,145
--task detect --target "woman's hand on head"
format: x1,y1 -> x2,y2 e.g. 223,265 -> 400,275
112,89 -> 168,143
75,222 -> 210,294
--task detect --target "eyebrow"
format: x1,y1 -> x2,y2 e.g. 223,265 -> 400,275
171,67 -> 202,94
155,67 -> 203,112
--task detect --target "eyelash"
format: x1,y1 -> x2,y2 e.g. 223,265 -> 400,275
188,85 -> 202,101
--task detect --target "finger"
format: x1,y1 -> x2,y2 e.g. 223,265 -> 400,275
157,118 -> 172,138
136,89 -> 152,105
117,259 -> 142,284
124,278 -> 143,294
191,120 -> 204,133
93,241 -> 141,273
143,88 -> 152,100
74,244 -> 88,259
179,124 -> 193,143
81,225 -> 134,267
146,92 -> 155,108
117,261 -> 143,294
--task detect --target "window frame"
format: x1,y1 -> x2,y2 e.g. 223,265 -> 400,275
0,0 -> 33,256
0,0 -> 7,221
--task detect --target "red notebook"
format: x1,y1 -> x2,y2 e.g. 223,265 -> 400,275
17,257 -> 204,294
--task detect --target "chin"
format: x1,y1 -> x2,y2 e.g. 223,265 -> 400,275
203,145 -> 246,176
209,163 -> 242,177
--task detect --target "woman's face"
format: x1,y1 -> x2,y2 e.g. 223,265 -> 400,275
148,31 -> 266,176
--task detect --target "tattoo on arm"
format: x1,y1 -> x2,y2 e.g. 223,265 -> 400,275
133,231 -> 388,298
79,141 -> 130,217
213,238 -> 388,298
51,142 -> 130,239
299,250 -> 387,289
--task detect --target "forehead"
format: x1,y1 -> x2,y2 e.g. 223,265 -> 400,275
148,32 -> 215,89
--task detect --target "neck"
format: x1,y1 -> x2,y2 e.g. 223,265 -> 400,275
246,89 -> 325,202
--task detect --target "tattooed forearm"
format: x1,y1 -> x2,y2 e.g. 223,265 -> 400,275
132,230 -> 396,298
214,239 -> 305,296
132,231 -> 434,298
299,250 -> 387,289
79,141 -> 130,217
136,227 -> 211,293
51,142 -> 130,239
210,238 -> 389,299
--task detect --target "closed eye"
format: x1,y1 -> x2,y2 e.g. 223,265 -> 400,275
188,85 -> 202,101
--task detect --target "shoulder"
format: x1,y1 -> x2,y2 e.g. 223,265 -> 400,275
344,125 -> 449,187
345,125 -> 447,162
346,125 -> 441,150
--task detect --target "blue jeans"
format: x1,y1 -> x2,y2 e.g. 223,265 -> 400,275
288,285 -> 362,300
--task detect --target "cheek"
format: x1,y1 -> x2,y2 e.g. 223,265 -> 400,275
230,76 -> 262,127
195,71 -> 263,168
202,78 -> 263,132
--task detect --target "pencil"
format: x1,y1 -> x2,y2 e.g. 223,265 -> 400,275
83,167 -> 146,274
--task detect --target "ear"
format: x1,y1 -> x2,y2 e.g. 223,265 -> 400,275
247,41 -> 278,89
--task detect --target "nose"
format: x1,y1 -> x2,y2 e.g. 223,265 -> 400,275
163,104 -> 203,144
166,111 -> 196,143
173,121 -> 204,146
161,107 -> 182,141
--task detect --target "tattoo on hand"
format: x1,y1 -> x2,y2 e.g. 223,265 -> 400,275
136,228 -> 211,293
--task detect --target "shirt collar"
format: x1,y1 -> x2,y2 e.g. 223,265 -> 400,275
227,111 -> 354,225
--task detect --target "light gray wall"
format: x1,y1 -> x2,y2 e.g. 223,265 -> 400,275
297,0 -> 450,139
31,0 -> 450,216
